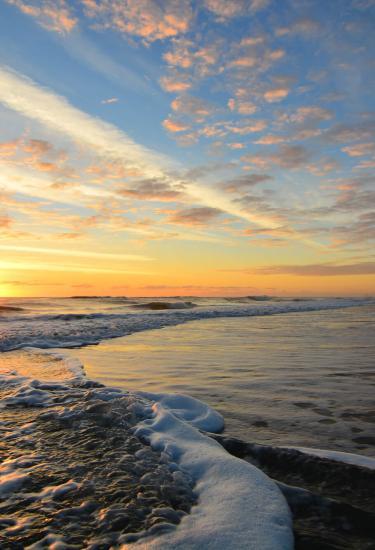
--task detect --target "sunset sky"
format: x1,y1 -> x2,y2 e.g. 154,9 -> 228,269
0,0 -> 374,297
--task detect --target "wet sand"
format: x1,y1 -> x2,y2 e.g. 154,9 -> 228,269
0,361 -> 195,549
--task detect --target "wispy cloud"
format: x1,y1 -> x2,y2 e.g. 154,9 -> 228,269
1,280 -> 64,286
0,260 -> 153,275
255,262 -> 375,276
168,206 -> 223,226
342,142 -> 375,157
0,66 -> 171,180
204,0 -> 270,19
101,97 -> 119,105
0,244 -> 153,262
243,145 -> 311,169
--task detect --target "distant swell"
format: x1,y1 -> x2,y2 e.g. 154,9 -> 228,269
0,298 -> 373,352
132,301 -> 197,310
0,305 -> 25,313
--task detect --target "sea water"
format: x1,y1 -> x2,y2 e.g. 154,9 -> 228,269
1,296 -> 374,455
68,304 -> 375,456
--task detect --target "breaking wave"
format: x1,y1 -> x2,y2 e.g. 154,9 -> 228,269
132,301 -> 197,310
0,297 -> 373,352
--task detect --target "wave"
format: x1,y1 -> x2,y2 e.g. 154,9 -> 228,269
0,349 -> 292,549
0,298 -> 373,352
0,305 -> 25,313
132,301 -> 197,310
246,295 -> 274,301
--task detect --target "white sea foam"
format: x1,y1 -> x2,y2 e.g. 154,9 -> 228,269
136,392 -> 224,433
131,393 -> 293,549
286,447 -> 375,470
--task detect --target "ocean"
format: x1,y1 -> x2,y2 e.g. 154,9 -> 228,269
1,296 -> 374,548
1,295 -> 374,454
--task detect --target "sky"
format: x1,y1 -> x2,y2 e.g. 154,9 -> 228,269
0,0 -> 374,297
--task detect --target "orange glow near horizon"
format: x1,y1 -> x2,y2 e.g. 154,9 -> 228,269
1,269 -> 374,299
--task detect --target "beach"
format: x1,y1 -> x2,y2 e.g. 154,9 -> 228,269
1,297 -> 375,548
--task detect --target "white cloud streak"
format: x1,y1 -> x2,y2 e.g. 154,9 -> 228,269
0,260 -> 153,275
0,244 -> 153,262
0,65 -> 170,179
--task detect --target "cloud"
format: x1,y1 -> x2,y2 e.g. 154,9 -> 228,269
171,95 -> 213,118
228,99 -> 258,115
342,142 -> 375,157
293,128 -> 322,141
233,192 -> 286,224
290,106 -> 333,123
204,0 -> 247,18
229,120 -> 267,134
162,118 -> 190,132
0,260 -> 152,275
229,55 -> 258,68
276,18 -> 321,37
0,244 -> 152,262
264,87 -> 290,103
55,232 -> 85,239
204,0 -> 270,19
333,186 -> 375,212
0,66 -> 171,180
0,280 -> 64,286
163,38 -> 221,77
220,173 -> 273,193
0,66 -> 314,236
228,142 -> 245,149
308,157 -> 340,176
254,135 -> 286,145
273,144 -> 311,169
0,139 -> 19,158
118,178 -> 185,201
164,39 -> 194,68
168,206 -> 223,226
7,0 -> 77,33
324,121 -> 375,143
254,261 -> 375,276
249,0 -> 271,12
24,138 -> 52,155
61,30 -> 154,96
331,211 -> 375,246
81,0 -> 193,43
243,145 -> 311,169
0,136 -> 74,181
0,215 -> 12,228
160,75 -> 192,92
101,97 -> 119,104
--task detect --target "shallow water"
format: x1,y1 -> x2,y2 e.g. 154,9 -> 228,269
67,305 -> 375,456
